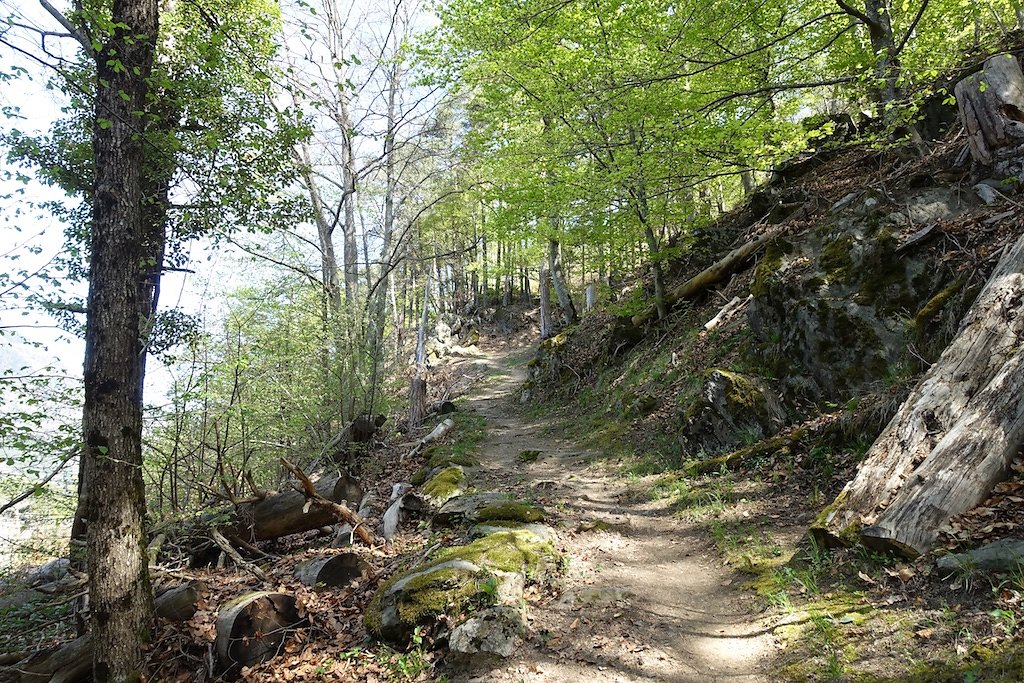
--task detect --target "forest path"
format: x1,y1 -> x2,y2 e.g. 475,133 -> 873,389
444,340 -> 774,683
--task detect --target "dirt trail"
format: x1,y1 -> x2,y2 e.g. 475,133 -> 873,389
447,343 -> 774,683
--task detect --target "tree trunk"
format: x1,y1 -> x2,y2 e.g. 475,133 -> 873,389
956,54 -> 1024,170
409,276 -> 431,430
539,264 -> 553,339
548,238 -> 576,326
813,231 -> 1024,556
78,1 -> 159,679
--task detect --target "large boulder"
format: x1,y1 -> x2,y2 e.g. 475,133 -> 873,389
364,530 -> 558,643
678,369 -> 786,457
422,466 -> 467,506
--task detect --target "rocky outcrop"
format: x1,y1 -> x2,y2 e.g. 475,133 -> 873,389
678,368 -> 786,458
747,187 -> 978,403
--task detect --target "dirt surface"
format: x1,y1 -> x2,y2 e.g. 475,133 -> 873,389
444,340 -> 774,683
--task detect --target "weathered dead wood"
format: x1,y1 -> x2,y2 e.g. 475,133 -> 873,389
294,552 -> 371,589
223,472 -> 362,542
704,294 -> 753,332
15,634 -> 91,683
956,54 -> 1024,167
154,580 -> 205,621
210,528 -> 269,582
813,232 -> 1024,555
631,231 -> 775,327
280,459 -> 375,545
403,418 -> 455,462
215,591 -> 303,674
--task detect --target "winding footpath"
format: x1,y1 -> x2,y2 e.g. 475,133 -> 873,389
446,342 -> 773,683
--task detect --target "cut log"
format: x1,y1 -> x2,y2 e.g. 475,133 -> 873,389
955,54 -> 1024,168
215,591 -> 303,674
154,579 -> 205,621
227,473 -> 362,542
294,552 -> 371,589
813,232 -> 1024,556
631,231 -> 774,326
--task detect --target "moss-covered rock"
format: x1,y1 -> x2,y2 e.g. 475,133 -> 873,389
364,531 -> 558,643
469,522 -> 557,544
433,492 -> 511,527
517,449 -> 541,463
476,502 -> 545,524
428,450 -> 481,469
678,368 -> 786,458
422,466 -> 466,505
747,188 -> 971,402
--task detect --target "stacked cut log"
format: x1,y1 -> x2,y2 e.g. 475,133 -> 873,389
812,54 -> 1024,557
223,473 -> 363,542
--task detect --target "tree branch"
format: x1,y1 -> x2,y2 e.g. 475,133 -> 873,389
38,0 -> 93,55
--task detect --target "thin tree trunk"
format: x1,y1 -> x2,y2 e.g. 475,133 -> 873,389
80,0 -> 159,677
548,238 -> 576,326
409,275 -> 431,430
539,264 -> 553,340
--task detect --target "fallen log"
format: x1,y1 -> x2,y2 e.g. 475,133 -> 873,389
215,591 -> 304,674
12,582 -> 205,682
403,418 -> 456,461
225,472 -> 362,542
813,231 -> 1024,556
631,231 -> 774,327
280,459 -> 375,545
294,552 -> 371,589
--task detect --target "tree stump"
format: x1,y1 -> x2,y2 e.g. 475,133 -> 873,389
956,54 -> 1024,175
294,552 -> 371,589
215,592 -> 303,674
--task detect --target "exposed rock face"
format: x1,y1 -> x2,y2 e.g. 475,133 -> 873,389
449,606 -> 526,658
747,187 -> 974,402
678,369 -> 786,457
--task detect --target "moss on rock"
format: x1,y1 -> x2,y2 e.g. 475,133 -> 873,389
476,502 -> 545,524
422,466 -> 466,504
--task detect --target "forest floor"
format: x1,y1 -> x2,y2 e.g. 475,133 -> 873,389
441,337 -> 774,682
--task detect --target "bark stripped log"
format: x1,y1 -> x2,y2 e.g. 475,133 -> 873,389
215,592 -> 303,674
812,232 -> 1024,556
279,460 -> 376,545
955,54 -> 1024,170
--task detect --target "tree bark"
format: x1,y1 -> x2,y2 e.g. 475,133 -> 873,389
956,54 -> 1024,169
539,264 -> 553,339
813,231 -> 1024,556
78,0 -> 159,679
224,473 -> 364,541
548,238 -> 576,326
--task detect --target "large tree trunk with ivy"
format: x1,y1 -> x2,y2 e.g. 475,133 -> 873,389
812,230 -> 1024,557
77,0 -> 160,678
